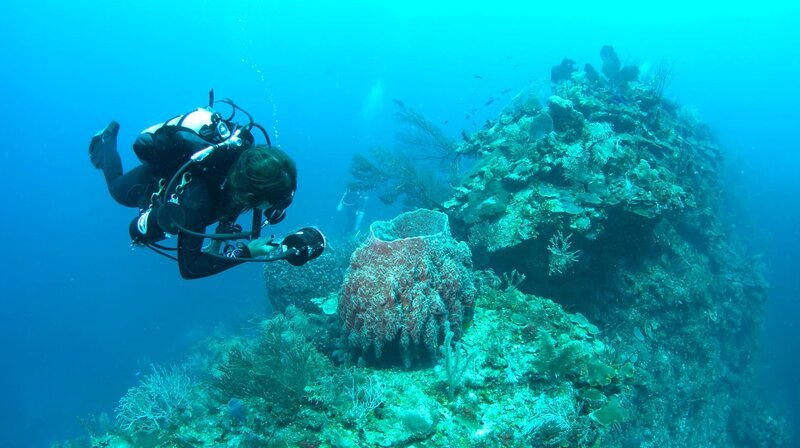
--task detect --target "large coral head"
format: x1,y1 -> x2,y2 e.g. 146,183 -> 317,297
338,209 -> 476,367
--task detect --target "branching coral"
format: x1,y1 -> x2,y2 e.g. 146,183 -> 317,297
393,99 -> 458,162
439,320 -> 477,399
347,147 -> 450,209
116,365 -> 193,434
348,100 -> 461,210
213,314 -> 329,421
547,231 -> 580,276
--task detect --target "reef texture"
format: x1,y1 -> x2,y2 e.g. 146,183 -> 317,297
264,237 -> 358,314
338,209 -> 476,367
54,47 -> 788,448
61,288 -> 641,448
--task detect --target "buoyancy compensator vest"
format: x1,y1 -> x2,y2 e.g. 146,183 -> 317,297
132,91 -> 263,177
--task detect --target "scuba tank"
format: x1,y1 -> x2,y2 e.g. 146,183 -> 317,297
132,90 -> 269,174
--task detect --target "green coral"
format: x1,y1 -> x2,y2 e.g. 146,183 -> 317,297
589,397 -> 629,427
212,311 -> 331,422
531,329 -> 622,389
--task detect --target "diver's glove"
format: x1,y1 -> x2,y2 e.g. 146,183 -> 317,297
246,236 -> 278,258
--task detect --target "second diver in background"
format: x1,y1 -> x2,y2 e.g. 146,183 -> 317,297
337,188 -> 368,238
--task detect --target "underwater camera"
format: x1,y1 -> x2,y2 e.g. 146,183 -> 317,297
281,227 -> 326,266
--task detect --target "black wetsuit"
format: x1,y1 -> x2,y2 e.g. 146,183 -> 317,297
98,123 -> 253,279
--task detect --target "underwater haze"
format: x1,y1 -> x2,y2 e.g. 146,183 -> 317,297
0,0 -> 798,446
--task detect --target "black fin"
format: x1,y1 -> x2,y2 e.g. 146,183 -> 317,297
89,121 -> 120,169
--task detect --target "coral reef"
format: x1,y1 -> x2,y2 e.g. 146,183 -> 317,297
338,209 -> 476,367
56,285 -> 639,448
446,46 -> 786,446
448,47 -> 726,308
264,237 -> 358,314
53,47 -> 788,448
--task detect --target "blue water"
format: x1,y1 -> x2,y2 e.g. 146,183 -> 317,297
0,1 -> 797,446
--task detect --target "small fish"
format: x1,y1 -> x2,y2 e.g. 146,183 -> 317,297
443,120 -> 449,125
465,115 -> 470,120
474,75 -> 483,80
501,88 -> 512,94
485,98 -> 495,106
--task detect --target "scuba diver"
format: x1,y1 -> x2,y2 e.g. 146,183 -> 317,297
88,91 -> 325,279
336,187 -> 368,237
